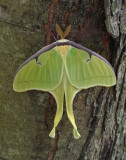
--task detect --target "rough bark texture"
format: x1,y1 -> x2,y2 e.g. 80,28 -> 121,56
0,0 -> 125,160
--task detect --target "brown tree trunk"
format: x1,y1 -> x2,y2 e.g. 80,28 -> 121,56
0,0 -> 125,160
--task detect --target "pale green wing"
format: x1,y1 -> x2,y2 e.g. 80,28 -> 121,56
65,47 -> 116,89
13,49 -> 63,92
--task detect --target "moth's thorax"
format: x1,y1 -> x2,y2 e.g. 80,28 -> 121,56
55,45 -> 70,60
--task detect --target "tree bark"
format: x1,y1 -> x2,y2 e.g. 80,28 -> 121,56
0,0 -> 125,160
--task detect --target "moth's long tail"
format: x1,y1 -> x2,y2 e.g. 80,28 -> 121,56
49,82 -> 64,138
64,75 -> 81,139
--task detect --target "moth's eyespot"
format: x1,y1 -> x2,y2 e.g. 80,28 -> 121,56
86,59 -> 90,63
37,62 -> 42,66
35,57 -> 42,66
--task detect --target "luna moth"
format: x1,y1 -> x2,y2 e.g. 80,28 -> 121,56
13,24 -> 116,139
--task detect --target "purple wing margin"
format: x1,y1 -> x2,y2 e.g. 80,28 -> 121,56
14,39 -> 115,80
67,41 -> 114,70
14,41 -> 58,79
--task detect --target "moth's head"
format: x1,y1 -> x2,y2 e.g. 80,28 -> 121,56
56,39 -> 69,43
56,23 -> 71,39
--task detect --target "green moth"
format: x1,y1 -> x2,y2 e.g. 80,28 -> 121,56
13,24 -> 116,139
